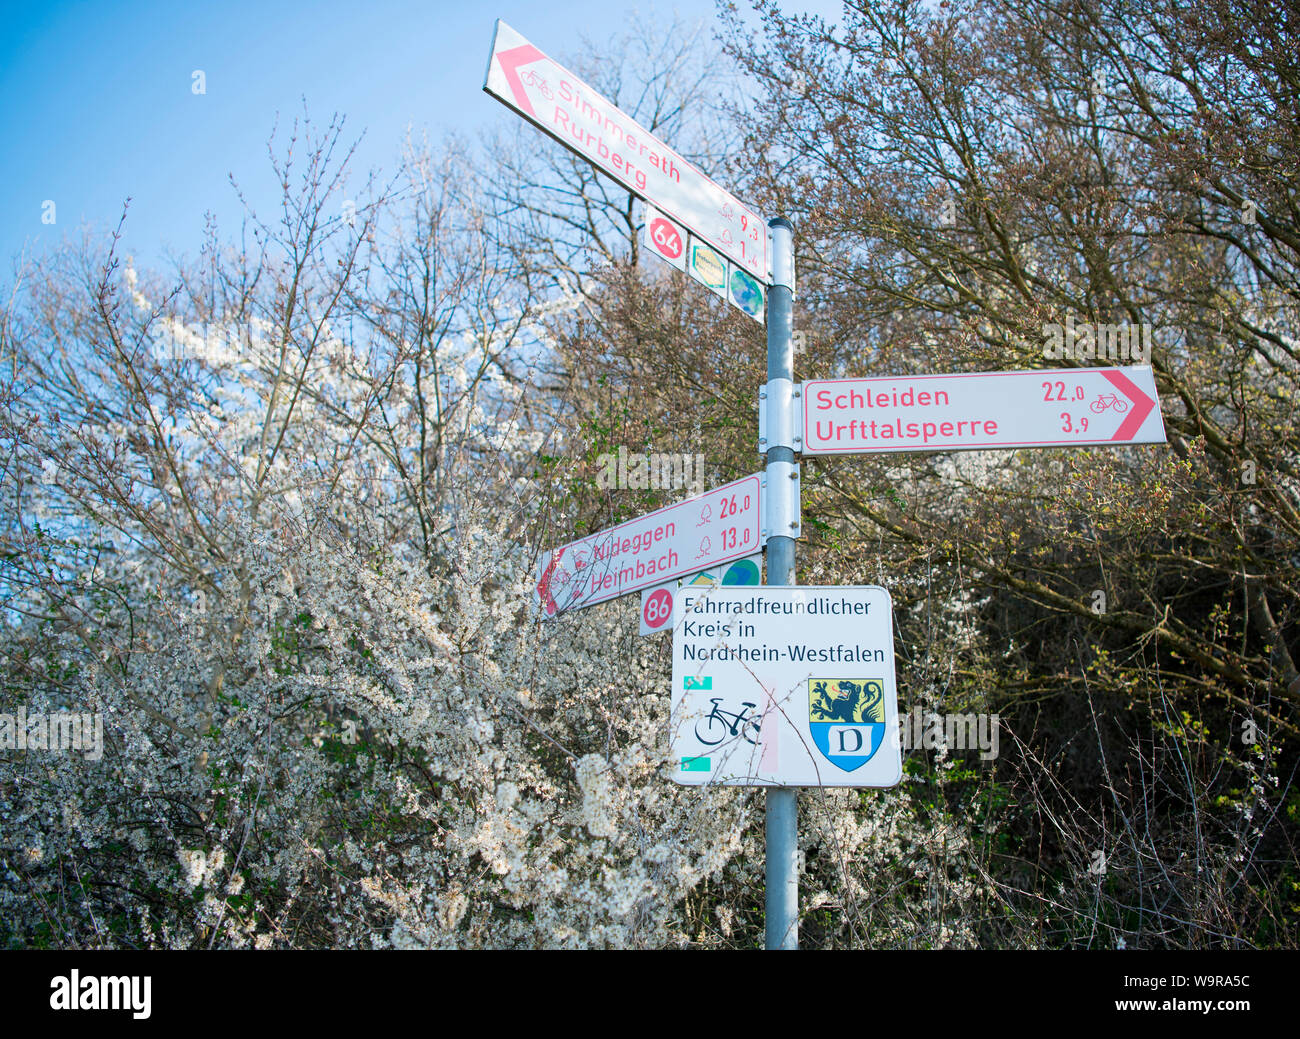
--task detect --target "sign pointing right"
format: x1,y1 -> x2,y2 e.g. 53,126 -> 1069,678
794,365 -> 1166,456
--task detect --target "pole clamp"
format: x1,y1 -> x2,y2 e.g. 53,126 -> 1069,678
758,379 -> 803,455
762,461 -> 801,539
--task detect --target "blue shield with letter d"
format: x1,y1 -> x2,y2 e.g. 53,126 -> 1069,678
809,678 -> 886,772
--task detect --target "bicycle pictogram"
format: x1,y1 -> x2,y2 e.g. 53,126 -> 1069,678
1089,392 -> 1129,414
519,69 -> 554,99
694,698 -> 762,746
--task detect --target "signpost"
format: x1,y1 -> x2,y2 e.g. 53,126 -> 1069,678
535,473 -> 763,617
762,218 -> 799,949
788,366 -> 1165,456
671,586 -> 901,787
487,18 -> 1168,951
484,20 -> 770,281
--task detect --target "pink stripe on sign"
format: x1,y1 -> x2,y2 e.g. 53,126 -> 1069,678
536,546 -> 565,616
1102,368 -> 1156,441
760,689 -> 778,772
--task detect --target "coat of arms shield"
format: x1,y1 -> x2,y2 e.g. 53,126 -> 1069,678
808,678 -> 886,772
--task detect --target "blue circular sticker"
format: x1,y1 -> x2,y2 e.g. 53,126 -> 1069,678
729,268 -> 764,316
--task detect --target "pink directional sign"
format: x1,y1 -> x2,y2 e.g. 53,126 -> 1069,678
536,474 -> 764,617
801,366 -> 1166,455
484,20 -> 770,282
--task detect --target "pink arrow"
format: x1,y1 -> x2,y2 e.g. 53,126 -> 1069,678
1101,369 -> 1157,441
759,688 -> 778,772
495,44 -> 545,117
536,546 -> 565,616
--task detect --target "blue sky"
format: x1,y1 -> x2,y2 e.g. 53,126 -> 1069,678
0,0 -> 844,276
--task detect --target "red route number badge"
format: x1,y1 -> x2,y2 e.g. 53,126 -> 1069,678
645,206 -> 688,271
642,587 -> 674,632
650,218 -> 683,260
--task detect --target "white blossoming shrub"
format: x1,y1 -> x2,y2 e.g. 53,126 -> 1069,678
0,122 -> 1011,949
0,453 -> 769,947
0,217 -> 772,948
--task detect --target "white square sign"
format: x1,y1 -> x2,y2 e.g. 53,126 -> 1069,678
644,204 -> 687,271
670,586 -> 901,787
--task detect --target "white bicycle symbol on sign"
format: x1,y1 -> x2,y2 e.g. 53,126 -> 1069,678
519,69 -> 554,99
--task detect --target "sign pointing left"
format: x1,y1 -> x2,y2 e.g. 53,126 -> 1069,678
484,20 -> 771,282
493,40 -> 547,116
536,474 -> 766,616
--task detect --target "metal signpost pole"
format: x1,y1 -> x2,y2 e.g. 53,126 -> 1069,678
764,217 -> 797,950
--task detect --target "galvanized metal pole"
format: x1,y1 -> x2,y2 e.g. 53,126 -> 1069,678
764,217 -> 798,950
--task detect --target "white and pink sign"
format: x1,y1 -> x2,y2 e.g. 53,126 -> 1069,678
800,366 -> 1166,455
484,20 -> 770,282
536,474 -> 764,616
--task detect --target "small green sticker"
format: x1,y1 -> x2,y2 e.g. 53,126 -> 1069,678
681,756 -> 711,772
684,676 -> 712,690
